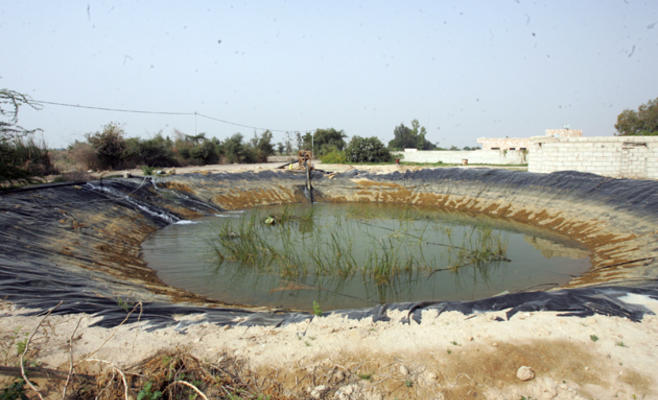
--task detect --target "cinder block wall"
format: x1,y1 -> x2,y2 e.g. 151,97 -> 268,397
393,149 -> 527,164
528,136 -> 658,179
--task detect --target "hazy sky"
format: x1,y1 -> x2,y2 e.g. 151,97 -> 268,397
2,1 -> 657,149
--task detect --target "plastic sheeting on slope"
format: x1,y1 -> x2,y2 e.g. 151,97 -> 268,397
0,168 -> 657,329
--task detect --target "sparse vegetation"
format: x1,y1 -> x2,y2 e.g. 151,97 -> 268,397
15,338 -> 27,357
136,381 -> 162,400
312,300 -> 322,316
212,204 -> 509,290
141,165 -> 155,176
0,379 -> 27,400
76,350 -> 276,400
116,297 -> 132,313
319,149 -> 347,163
590,334 -> 599,342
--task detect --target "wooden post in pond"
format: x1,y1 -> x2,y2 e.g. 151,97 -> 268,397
298,149 -> 313,202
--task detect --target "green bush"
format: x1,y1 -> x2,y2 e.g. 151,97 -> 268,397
220,131 -> 274,163
0,136 -> 56,183
134,135 -> 178,167
345,136 -> 392,163
141,165 -> 155,175
86,123 -> 127,169
174,133 -> 220,166
312,128 -> 346,155
320,149 -> 346,163
221,133 -> 246,163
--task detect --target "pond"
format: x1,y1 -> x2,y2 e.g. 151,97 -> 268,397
141,203 -> 591,312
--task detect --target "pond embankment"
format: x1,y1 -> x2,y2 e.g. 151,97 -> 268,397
1,167 -> 657,398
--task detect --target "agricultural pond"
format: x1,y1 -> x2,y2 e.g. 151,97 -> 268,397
142,203 -> 591,311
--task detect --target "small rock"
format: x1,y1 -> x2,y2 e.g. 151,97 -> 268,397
399,365 -> 409,376
310,385 -> 329,399
516,366 -> 535,381
333,370 -> 345,382
419,371 -> 437,386
334,384 -> 356,400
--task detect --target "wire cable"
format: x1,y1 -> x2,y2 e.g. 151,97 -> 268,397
195,112 -> 293,133
34,99 -> 308,133
34,99 -> 193,116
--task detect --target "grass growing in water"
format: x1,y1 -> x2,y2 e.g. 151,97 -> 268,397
211,204 -> 510,288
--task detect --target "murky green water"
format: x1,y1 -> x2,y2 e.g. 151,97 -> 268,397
142,203 -> 590,311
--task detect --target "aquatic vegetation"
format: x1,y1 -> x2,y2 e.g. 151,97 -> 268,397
211,204 -> 510,287
143,202 -> 590,310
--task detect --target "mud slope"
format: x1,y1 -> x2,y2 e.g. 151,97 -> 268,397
1,168 -> 656,327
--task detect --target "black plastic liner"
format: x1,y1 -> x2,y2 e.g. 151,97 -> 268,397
1,169 -> 657,329
6,260 -> 658,330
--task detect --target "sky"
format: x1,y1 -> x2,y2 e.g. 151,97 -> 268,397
1,0 -> 657,149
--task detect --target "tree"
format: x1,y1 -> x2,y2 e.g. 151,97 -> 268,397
1,89 -> 54,182
251,130 -> 274,159
86,123 -> 127,169
388,119 -> 435,150
345,136 -> 392,163
299,132 -> 313,152
284,132 -> 293,155
312,128 -> 347,155
1,89 -> 41,140
615,97 -> 658,136
388,123 -> 416,150
221,133 -> 246,163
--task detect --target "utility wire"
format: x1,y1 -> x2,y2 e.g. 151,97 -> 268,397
34,99 -> 307,133
195,112 -> 291,133
35,99 -> 193,116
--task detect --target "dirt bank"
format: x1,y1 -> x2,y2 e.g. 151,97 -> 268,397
2,295 -> 657,399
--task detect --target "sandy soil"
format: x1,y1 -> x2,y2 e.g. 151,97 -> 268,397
1,294 -> 657,399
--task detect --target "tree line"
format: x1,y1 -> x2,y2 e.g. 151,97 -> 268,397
0,89 -> 442,182
72,123 -> 276,171
5,87 -> 656,184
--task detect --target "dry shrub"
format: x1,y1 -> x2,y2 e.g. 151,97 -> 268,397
68,141 -> 101,171
69,348 -> 287,400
